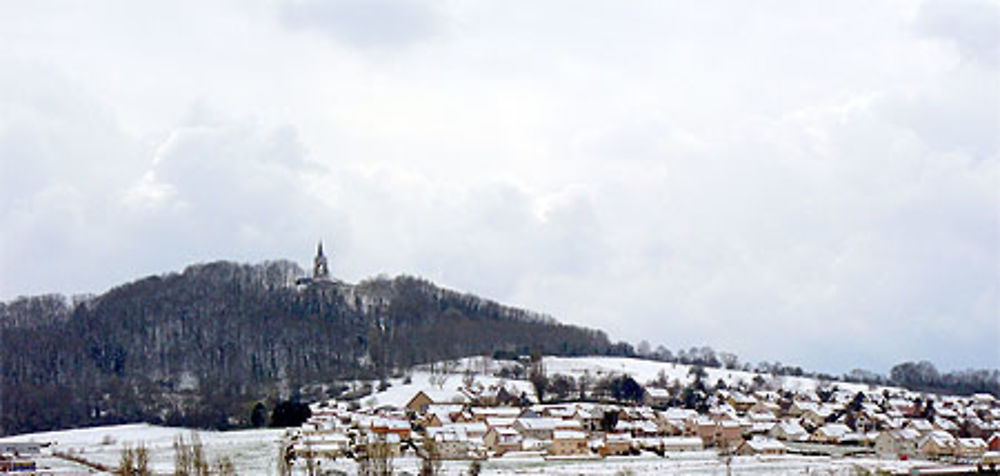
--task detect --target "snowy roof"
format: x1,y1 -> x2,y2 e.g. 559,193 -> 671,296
516,417 -> 580,431
775,421 -> 807,436
605,433 -> 633,442
907,419 -> 933,431
744,437 -> 786,452
661,436 -> 703,447
661,408 -> 698,421
552,430 -> 586,440
485,417 -> 517,428
958,438 -> 987,449
646,387 -> 670,399
815,423 -> 851,438
884,428 -> 921,441
471,407 -> 520,417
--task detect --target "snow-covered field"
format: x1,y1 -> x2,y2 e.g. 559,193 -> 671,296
542,355 -> 892,394
0,423 -> 284,474
357,355 -> 896,409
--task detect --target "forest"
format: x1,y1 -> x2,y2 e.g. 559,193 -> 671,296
0,261 -> 616,436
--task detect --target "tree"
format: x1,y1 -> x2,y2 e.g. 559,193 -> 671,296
419,436 -> 442,476
173,433 -> 209,476
250,402 -> 267,428
117,444 -> 150,476
529,366 -> 549,403
846,392 -> 862,413
359,436 -> 394,476
619,376 -> 645,403
549,374 -> 575,401
270,400 -> 312,428
719,352 -> 739,370
654,345 -> 673,362
600,409 -> 619,432
637,340 -> 651,357
688,365 -> 707,391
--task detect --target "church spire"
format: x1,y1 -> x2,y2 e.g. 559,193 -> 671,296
313,240 -> 330,280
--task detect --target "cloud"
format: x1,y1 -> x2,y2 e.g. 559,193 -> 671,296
1,0 -> 997,373
915,0 -> 1000,65
279,0 -> 448,48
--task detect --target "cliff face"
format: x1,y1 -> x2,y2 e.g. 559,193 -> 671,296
0,261 -> 612,435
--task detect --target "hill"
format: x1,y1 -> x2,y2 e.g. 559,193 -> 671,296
0,261 -> 616,436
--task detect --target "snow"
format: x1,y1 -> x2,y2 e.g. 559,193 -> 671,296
0,423 -> 284,475
542,355 -> 893,394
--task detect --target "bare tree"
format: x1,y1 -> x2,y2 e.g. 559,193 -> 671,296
358,436 -> 394,476
117,444 -> 150,476
419,435 -> 442,476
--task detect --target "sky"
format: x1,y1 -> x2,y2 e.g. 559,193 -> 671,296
1,0 -> 998,375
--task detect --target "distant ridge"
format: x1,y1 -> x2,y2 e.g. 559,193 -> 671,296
0,260 -> 619,436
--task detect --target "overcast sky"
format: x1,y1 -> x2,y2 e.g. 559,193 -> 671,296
1,0 -> 998,374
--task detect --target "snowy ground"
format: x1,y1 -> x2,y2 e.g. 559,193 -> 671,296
541,355 -> 893,394
0,423 -> 284,474
351,355 -> 897,411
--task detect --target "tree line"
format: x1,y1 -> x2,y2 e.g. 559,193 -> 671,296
631,340 -> 999,398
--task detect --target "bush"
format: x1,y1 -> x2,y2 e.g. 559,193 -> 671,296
269,400 -> 312,428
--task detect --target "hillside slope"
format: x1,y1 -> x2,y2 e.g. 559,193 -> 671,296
0,261 -> 614,436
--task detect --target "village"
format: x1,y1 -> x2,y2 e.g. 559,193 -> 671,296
283,356 -> 1000,474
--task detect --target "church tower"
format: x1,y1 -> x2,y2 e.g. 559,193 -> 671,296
313,241 -> 330,280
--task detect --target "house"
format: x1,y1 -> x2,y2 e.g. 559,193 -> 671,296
802,407 -> 835,428
297,434 -> 350,459
660,436 -> 704,452
769,421 -> 809,442
423,404 -> 465,426
810,423 -> 852,444
484,427 -> 522,455
405,390 -> 468,414
431,430 -> 480,460
933,417 -> 959,434
645,387 -> 671,407
988,432 -> 1000,452
906,419 -> 934,435
919,431 -> 956,460
601,433 -> 633,456
874,429 -> 921,458
470,407 -> 521,422
956,438 -> 987,461
484,417 -> 517,430
727,392 -> 757,412
370,418 -> 411,439
787,401 -> 819,418
749,400 -> 781,415
549,430 -> 589,456
450,422 -> 488,440
736,436 -> 787,456
406,391 -> 435,414
573,407 -> 602,432
692,418 -> 742,449
514,418 -> 581,440
360,433 -> 402,458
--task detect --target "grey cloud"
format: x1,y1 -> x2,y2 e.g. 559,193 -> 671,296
916,0 -> 1000,65
280,0 -> 447,48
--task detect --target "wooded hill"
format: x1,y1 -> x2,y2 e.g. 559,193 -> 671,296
0,261 -> 616,436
